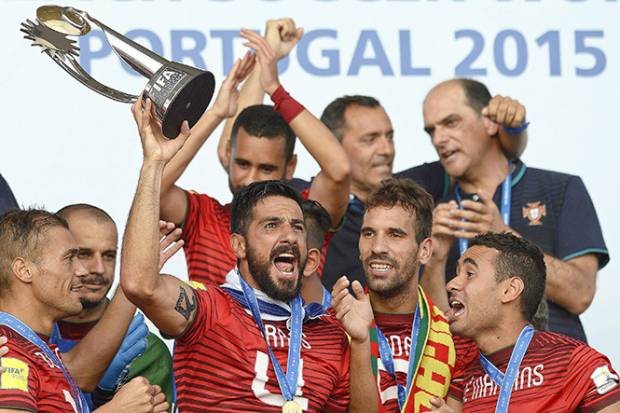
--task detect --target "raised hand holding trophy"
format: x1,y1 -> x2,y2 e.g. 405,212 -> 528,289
21,5 -> 215,138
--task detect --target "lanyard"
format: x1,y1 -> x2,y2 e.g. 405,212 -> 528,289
0,312 -> 89,413
375,306 -> 421,410
321,286 -> 332,310
455,162 -> 512,255
479,325 -> 534,413
238,274 -> 303,402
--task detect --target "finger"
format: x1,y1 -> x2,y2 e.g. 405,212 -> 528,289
450,209 -> 484,223
512,104 -> 526,127
331,283 -> 350,309
351,280 -> 366,301
160,240 -> 184,266
451,220 -> 485,233
279,18 -> 297,39
434,215 -> 461,230
460,199 -> 487,213
153,401 -> 170,413
174,120 -> 191,143
294,27 -> 304,41
335,303 -> 352,320
432,225 -> 456,238
160,227 -> 182,248
486,95 -> 502,119
503,102 -> 518,127
224,58 -> 242,85
495,98 -> 511,125
430,396 -> 445,407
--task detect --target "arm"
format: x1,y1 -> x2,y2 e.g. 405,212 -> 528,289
159,53 -> 256,225
421,202 -> 458,312
599,401 -> 620,412
482,95 -> 527,159
331,276 -> 378,413
240,29 -> 351,226
544,254 -> 598,315
121,98 -> 199,337
218,18 -> 304,170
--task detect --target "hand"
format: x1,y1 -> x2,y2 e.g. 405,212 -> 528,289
98,313 -> 148,392
0,335 -> 7,373
106,377 -> 166,413
331,276 -> 374,343
159,220 -> 184,271
450,194 -> 508,239
240,28 -> 280,95
429,397 -> 455,412
150,385 -> 170,413
210,51 -> 256,119
431,201 -> 459,261
131,97 -> 191,164
482,95 -> 526,128
265,18 -> 304,60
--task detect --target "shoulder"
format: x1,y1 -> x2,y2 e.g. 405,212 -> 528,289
310,311 -> 349,345
520,165 -> 582,188
0,327 -> 37,359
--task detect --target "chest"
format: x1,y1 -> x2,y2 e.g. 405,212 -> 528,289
32,351 -> 84,413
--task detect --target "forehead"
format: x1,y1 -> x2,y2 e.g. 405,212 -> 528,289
363,205 -> 415,231
66,212 -> 117,245
343,105 -> 392,135
459,245 -> 499,269
251,196 -> 304,222
39,226 -> 78,257
423,82 -> 469,120
233,128 -> 288,164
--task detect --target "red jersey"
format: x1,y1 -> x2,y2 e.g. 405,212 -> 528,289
449,331 -> 620,412
174,285 -> 350,412
0,326 -> 83,413
373,303 -> 456,413
183,189 -> 329,286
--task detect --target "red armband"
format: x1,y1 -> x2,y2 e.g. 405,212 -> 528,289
270,85 -> 305,123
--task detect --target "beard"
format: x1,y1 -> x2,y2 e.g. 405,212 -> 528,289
364,252 -> 420,299
78,274 -> 111,310
246,242 -> 304,303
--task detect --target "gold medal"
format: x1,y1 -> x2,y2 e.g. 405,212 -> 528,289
282,400 -> 303,413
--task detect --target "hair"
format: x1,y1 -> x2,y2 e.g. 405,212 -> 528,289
0,208 -> 69,296
469,232 -> 547,323
455,78 -> 492,114
365,178 -> 433,244
56,203 -> 115,226
230,104 -> 296,162
301,199 -> 331,250
320,95 -> 382,141
230,180 -> 304,236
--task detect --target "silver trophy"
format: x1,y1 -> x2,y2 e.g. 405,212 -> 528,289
21,5 -> 215,138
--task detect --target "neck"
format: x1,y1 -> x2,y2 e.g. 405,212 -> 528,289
476,318 -> 529,355
458,149 -> 510,196
0,295 -> 57,336
63,299 -> 109,323
370,279 -> 419,314
301,273 -> 325,305
350,181 -> 372,205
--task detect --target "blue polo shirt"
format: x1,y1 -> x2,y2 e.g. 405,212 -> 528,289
0,174 -> 18,216
440,159 -> 609,343
291,161 -> 449,291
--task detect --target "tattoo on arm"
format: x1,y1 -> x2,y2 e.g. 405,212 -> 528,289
175,286 -> 197,320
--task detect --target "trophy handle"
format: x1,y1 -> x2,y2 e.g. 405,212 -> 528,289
50,51 -> 138,103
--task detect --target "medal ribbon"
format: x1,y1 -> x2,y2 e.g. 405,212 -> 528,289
375,306 -> 421,411
479,325 -> 534,413
238,273 -> 302,402
0,312 -> 89,413
321,286 -> 332,310
455,161 -> 512,255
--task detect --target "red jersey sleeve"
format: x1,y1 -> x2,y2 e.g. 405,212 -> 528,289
177,287 -> 229,346
569,345 -> 620,412
324,339 -> 351,412
0,332 -> 40,412
182,191 -> 218,245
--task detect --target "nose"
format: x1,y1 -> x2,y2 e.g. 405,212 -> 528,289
446,273 -> 462,293
432,127 -> 449,150
74,258 -> 89,278
87,253 -> 105,275
377,135 -> 395,158
370,233 -> 389,255
240,168 -> 261,188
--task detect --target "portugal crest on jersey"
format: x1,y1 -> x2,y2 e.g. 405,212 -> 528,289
522,202 -> 546,226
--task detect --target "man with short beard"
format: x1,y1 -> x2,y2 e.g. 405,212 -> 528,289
54,204 -> 175,407
121,93 -> 350,412
332,178 -> 456,413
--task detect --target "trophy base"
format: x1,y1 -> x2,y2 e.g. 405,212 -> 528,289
144,66 -> 215,139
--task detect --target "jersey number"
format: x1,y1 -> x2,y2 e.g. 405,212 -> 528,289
252,350 -> 309,410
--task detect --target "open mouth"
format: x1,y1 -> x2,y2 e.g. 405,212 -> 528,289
273,252 -> 296,277
442,150 -> 458,161
367,260 -> 395,276
448,297 -> 465,321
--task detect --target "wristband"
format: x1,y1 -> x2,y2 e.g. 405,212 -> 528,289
503,121 -> 530,135
270,85 -> 305,123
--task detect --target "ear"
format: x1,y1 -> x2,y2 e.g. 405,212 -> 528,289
11,257 -> 34,284
500,276 -> 525,305
230,233 -> 247,260
303,247 -> 321,277
482,115 -> 500,137
223,143 -> 232,171
285,154 -> 298,180
417,237 -> 433,265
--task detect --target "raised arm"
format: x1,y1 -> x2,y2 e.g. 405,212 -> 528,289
121,99 -> 198,337
240,29 -> 351,226
217,18 -> 303,170
482,95 -> 528,159
158,53 -> 255,225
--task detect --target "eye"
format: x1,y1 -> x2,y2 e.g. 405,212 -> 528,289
466,271 -> 475,279
236,160 -> 249,169
260,166 -> 277,173
265,222 -> 278,229
104,252 -> 117,261
446,119 -> 458,128
77,250 -> 88,259
361,229 -> 373,238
